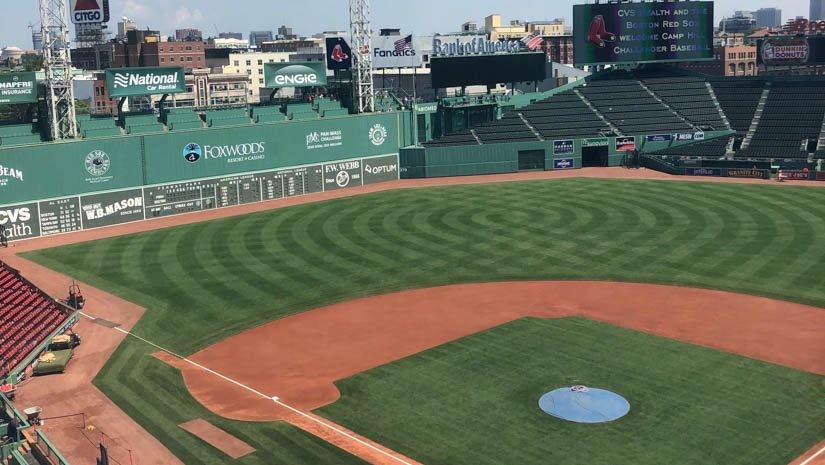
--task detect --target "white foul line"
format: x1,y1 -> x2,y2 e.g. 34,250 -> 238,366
80,312 -> 415,465
800,444 -> 825,465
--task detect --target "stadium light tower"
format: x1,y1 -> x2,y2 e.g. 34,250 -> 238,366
350,0 -> 375,113
39,0 -> 78,140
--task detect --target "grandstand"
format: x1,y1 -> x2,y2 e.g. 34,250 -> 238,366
0,262 -> 74,381
422,65 -> 825,165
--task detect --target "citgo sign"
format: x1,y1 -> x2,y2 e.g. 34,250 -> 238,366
70,0 -> 103,24
264,62 -> 328,88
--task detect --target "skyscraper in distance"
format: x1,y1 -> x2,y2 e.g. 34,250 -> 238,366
812,0 -> 825,20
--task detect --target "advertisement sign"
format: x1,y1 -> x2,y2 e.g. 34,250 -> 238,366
757,37 -> 825,66
373,35 -> 423,68
728,169 -> 767,179
675,132 -> 705,141
573,1 -> 714,66
80,189 -> 145,229
582,138 -> 610,147
106,67 -> 184,97
685,167 -> 722,176
553,158 -> 575,170
0,72 -> 37,104
817,171 -> 825,181
430,53 -> 546,88
615,136 -> 636,151
322,160 -> 362,191
363,155 -> 400,184
778,170 -> 810,180
553,140 -> 574,156
264,62 -> 327,88
0,202 -> 40,241
326,37 -> 352,70
431,36 -> 524,57
646,134 -> 672,142
414,103 -> 438,113
70,0 -> 103,24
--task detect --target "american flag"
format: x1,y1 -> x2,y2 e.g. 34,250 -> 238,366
394,35 -> 413,53
521,33 -> 544,50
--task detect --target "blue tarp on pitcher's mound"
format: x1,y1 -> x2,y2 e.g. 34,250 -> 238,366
538,386 -> 630,423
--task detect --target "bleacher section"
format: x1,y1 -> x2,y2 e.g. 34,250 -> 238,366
252,105 -> 286,123
0,262 -> 70,380
165,109 -> 204,131
521,91 -> 606,139
711,80 -> 765,133
286,103 -> 317,121
637,70 -> 727,131
735,82 -> 825,159
123,113 -> 164,135
0,124 -> 41,147
77,114 -> 120,139
580,70 -> 694,135
473,119 -> 537,144
206,108 -> 252,127
648,136 -> 730,158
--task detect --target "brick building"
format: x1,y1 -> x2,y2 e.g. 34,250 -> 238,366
676,45 -> 757,76
540,35 -> 574,65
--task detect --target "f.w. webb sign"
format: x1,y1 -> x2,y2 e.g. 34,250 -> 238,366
106,67 -> 185,98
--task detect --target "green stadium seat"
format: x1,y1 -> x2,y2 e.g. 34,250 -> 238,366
0,134 -> 42,146
168,121 -> 205,131
82,127 -> 122,139
290,111 -> 318,121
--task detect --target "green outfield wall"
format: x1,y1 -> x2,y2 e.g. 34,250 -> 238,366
0,113 -> 403,242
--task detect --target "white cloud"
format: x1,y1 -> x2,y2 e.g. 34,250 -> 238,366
171,7 -> 204,28
122,0 -> 150,22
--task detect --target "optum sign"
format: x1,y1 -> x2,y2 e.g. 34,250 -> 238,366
264,62 -> 328,88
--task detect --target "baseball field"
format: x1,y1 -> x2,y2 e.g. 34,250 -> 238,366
18,176 -> 825,464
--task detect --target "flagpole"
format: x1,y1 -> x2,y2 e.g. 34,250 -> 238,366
412,33 -> 417,104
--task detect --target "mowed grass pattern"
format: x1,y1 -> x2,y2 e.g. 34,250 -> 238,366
317,317 -> 825,465
22,178 -> 825,464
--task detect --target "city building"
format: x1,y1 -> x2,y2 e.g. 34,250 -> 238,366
113,31 -> 207,71
484,14 -> 567,40
92,73 -> 118,114
540,35 -> 574,65
719,12 -> 757,34
117,19 -> 137,41
208,37 -> 250,50
224,51 -> 293,101
167,69 -> 249,108
249,30 -> 274,48
461,22 -> 478,33
714,32 -> 745,47
676,45 -> 757,76
812,0 -> 825,20
277,26 -> 296,40
31,32 -> 42,52
755,8 -> 782,28
259,38 -> 323,54
175,28 -> 203,41
218,32 -> 244,40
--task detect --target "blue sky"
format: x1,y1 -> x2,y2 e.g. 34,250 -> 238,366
2,0 -> 805,49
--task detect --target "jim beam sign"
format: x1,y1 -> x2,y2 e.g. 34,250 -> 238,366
106,67 -> 185,97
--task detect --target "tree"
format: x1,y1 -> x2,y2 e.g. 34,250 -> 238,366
22,55 -> 44,72
75,99 -> 91,115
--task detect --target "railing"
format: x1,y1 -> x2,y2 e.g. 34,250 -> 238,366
30,429 -> 70,465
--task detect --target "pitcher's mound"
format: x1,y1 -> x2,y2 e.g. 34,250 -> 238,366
538,386 -> 630,423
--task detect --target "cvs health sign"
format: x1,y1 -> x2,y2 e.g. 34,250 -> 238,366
71,0 -> 103,24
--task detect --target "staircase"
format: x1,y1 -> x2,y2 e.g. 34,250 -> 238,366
814,108 -> 825,155
470,129 -> 482,145
637,80 -> 699,131
706,83 -> 732,131
741,86 -> 770,150
518,112 -> 545,141
574,89 -> 624,136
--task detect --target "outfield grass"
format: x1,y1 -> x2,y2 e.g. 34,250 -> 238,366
317,317 -> 825,465
21,178 -> 825,464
